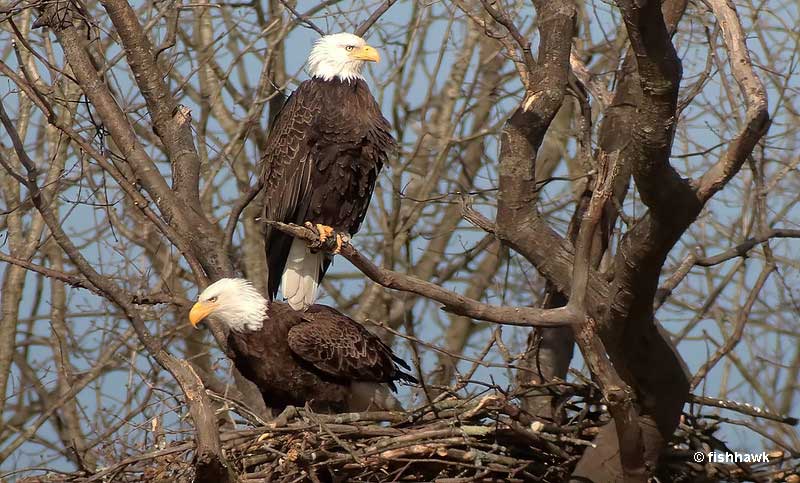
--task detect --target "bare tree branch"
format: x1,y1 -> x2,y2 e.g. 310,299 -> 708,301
696,0 -> 770,202
354,0 -> 397,37
690,263 -> 775,389
103,0 -> 203,207
262,220 -> 577,327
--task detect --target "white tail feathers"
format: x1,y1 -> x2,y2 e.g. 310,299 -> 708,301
281,239 -> 323,311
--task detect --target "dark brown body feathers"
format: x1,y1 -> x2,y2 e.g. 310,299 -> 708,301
259,78 -> 396,301
227,302 -> 415,414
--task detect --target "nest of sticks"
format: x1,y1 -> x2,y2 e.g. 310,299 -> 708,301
17,387 -> 799,483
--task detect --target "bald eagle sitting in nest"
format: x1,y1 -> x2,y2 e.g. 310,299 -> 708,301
189,278 -> 416,414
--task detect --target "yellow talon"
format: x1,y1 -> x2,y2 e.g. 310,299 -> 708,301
332,234 -> 343,254
315,224 -> 334,243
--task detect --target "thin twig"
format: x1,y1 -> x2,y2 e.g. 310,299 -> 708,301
354,0 -> 397,37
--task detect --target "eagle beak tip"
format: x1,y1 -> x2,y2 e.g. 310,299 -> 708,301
189,302 -> 213,329
358,45 -> 380,63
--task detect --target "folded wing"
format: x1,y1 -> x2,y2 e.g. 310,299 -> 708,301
287,305 -> 416,390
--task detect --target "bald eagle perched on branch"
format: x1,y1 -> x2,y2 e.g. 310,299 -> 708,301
260,32 -> 396,311
189,279 -> 415,413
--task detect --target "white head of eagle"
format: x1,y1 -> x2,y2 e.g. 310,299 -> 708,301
189,278 -> 268,332
307,32 -> 380,82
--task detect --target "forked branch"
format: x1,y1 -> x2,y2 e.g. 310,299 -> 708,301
567,154 -> 646,482
0,99 -> 234,482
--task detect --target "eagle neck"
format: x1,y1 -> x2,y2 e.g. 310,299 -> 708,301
223,296 -> 268,333
310,76 -> 364,89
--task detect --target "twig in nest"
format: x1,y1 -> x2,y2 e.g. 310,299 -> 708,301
689,394 -> 798,426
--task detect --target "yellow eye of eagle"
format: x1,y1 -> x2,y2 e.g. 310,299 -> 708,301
345,45 -> 355,51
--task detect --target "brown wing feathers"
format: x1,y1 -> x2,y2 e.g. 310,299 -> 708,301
260,84 -> 320,300
287,305 -> 416,390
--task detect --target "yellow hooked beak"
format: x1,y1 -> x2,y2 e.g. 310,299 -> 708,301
351,44 -> 380,63
189,301 -> 217,328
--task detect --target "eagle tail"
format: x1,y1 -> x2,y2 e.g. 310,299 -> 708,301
397,370 -> 418,385
386,370 -> 418,392
281,239 -> 322,310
